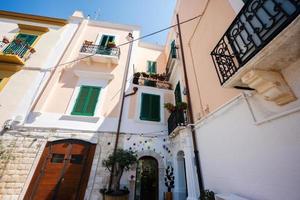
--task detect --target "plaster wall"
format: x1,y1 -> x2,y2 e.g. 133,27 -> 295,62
194,95 -> 300,200
167,0 -> 240,121
0,19 -> 78,127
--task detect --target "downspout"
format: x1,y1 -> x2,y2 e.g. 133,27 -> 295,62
108,32 -> 134,190
176,14 -> 204,193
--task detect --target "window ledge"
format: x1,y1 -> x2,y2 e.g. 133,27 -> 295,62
60,115 -> 100,123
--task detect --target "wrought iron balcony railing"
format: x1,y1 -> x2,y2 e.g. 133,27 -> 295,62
80,44 -> 120,57
211,0 -> 300,85
0,39 -> 34,65
168,109 -> 187,135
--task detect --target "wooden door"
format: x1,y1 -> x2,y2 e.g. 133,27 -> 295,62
24,139 -> 96,200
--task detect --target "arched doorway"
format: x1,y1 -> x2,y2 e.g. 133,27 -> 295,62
134,156 -> 158,200
24,139 -> 96,200
176,151 -> 187,200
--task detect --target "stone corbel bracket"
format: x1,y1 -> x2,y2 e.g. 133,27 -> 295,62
241,70 -> 297,105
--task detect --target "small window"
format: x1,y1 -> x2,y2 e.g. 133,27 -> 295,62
140,93 -> 160,122
70,155 -> 83,164
71,86 -> 101,116
3,33 -> 38,57
51,154 -> 64,163
147,61 -> 157,74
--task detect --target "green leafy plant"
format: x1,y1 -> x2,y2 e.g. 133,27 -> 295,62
164,166 -> 175,192
200,190 -> 215,200
107,41 -> 116,48
164,103 -> 176,113
102,149 -> 137,193
176,102 -> 188,111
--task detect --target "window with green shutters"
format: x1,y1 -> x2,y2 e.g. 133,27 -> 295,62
147,61 -> 157,74
3,33 -> 38,57
140,93 -> 161,122
71,86 -> 101,116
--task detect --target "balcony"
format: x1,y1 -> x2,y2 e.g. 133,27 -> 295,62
166,45 -> 178,79
79,43 -> 120,65
167,109 -> 187,135
132,72 -> 172,90
211,0 -> 299,84
0,39 -> 34,68
211,0 -> 299,105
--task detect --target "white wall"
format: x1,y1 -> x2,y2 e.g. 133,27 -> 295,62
194,95 -> 300,200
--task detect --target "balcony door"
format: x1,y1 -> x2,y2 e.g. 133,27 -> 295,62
24,139 -> 96,200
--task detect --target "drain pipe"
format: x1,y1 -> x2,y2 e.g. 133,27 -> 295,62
176,14 -> 204,193
108,32 -> 134,190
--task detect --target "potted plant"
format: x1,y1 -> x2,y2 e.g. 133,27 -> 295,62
133,72 -> 141,85
107,41 -> 116,48
164,103 -> 175,113
29,47 -> 36,54
176,102 -> 188,111
200,190 -> 215,200
2,36 -> 9,44
164,166 -> 174,200
101,149 -> 137,200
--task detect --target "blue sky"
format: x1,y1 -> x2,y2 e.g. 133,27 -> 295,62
0,0 -> 176,45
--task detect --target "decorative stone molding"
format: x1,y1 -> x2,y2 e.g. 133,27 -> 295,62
241,70 -> 297,105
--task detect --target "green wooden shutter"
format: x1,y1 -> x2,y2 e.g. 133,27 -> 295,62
174,82 -> 182,105
151,94 -> 160,121
140,93 -> 160,122
147,61 -> 157,74
100,35 -> 108,47
171,40 -> 177,58
71,86 -> 101,116
3,33 -> 37,57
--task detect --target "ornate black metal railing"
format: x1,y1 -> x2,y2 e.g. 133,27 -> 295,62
80,44 -> 120,57
211,0 -> 300,85
168,109 -> 186,135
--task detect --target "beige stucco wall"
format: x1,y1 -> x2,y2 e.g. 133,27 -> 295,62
169,0 -> 240,121
0,18 -> 71,126
134,44 -> 166,74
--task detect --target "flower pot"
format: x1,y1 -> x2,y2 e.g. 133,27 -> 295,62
133,77 -> 139,84
104,192 -> 129,200
165,192 -> 173,200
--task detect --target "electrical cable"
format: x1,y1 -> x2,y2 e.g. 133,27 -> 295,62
52,14 -> 202,68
